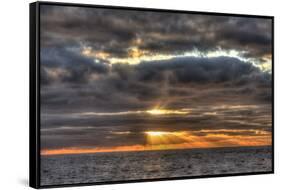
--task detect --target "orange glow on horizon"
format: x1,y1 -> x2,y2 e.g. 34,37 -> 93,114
41,145 -> 147,156
41,129 -> 271,156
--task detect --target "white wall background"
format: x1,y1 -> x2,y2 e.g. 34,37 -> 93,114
0,0 -> 279,189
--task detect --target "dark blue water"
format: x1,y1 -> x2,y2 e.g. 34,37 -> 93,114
41,146 -> 272,186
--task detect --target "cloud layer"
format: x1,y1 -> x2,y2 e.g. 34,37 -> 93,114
41,5 -> 272,63
39,5 -> 272,151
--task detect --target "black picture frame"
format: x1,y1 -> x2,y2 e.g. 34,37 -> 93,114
30,1 -> 274,189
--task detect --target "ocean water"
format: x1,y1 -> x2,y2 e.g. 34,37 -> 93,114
41,146 -> 272,186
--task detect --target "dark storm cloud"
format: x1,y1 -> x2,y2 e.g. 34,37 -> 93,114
134,57 -> 260,83
40,5 -> 272,60
40,46 -> 109,84
41,48 -> 267,86
42,56 -> 271,115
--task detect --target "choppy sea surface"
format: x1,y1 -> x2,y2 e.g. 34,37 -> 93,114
41,146 -> 272,186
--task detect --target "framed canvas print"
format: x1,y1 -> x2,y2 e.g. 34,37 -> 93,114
29,1 -> 274,188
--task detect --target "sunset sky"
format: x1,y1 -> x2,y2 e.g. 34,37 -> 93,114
40,5 -> 272,156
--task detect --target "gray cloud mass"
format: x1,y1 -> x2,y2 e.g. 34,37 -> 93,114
41,5 -> 272,59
